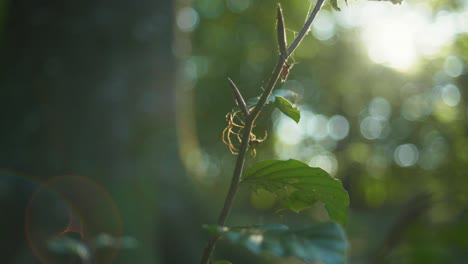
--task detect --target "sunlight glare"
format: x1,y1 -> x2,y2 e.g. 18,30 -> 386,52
360,6 -> 419,71
336,2 -> 467,72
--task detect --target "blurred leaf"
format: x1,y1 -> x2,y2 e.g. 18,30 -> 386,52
213,261 -> 232,264
48,236 -> 91,260
202,224 -> 229,234
242,159 -> 349,226
91,233 -> 138,249
206,223 -> 347,263
330,0 -> 342,11
273,96 -> 300,123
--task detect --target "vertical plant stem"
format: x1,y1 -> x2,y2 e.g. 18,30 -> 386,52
200,1 -> 324,263
199,121 -> 252,264
216,120 -> 253,226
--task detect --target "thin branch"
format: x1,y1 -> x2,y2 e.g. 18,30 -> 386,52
286,0 -> 324,56
200,121 -> 252,264
250,0 -> 324,121
228,78 -> 249,117
200,1 -> 325,263
200,234 -> 221,264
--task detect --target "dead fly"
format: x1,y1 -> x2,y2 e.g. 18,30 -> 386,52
281,61 -> 297,83
222,110 -> 267,156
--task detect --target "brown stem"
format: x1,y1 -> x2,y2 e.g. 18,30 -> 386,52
199,1 -> 325,263
199,121 -> 252,264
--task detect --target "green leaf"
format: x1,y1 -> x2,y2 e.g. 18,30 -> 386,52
243,159 -> 349,226
48,236 -> 91,260
234,89 -> 297,111
213,261 -> 232,264
206,223 -> 347,263
91,234 -> 138,249
273,96 -> 300,123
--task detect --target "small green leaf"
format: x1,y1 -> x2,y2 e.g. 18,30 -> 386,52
273,96 -> 300,123
234,89 -> 297,112
243,159 -> 349,226
206,223 -> 347,263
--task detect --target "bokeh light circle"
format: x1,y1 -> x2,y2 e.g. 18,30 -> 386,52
360,116 -> 386,140
327,115 -> 350,141
176,7 -> 199,32
369,97 -> 392,119
441,84 -> 461,107
443,55 -> 463,77
394,143 -> 419,167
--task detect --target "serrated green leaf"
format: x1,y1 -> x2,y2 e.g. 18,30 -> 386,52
206,223 -> 347,263
242,159 -> 349,226
273,96 -> 300,123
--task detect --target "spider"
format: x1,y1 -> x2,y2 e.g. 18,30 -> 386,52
247,130 -> 267,157
222,110 -> 267,156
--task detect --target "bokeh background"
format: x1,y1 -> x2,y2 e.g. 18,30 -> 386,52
1,0 -> 467,263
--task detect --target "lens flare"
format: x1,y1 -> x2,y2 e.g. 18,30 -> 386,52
25,175 -> 122,264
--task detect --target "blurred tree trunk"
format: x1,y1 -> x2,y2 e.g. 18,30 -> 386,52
0,0 -> 202,263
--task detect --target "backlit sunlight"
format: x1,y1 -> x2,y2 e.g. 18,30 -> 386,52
336,1 -> 468,71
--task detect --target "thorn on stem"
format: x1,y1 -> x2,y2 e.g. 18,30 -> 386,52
228,78 -> 249,117
276,4 -> 288,60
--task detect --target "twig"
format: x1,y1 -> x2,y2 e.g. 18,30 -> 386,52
250,0 -> 324,122
200,1 -> 325,263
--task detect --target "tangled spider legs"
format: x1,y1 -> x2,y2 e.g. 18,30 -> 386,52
222,110 -> 244,155
222,110 -> 267,156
